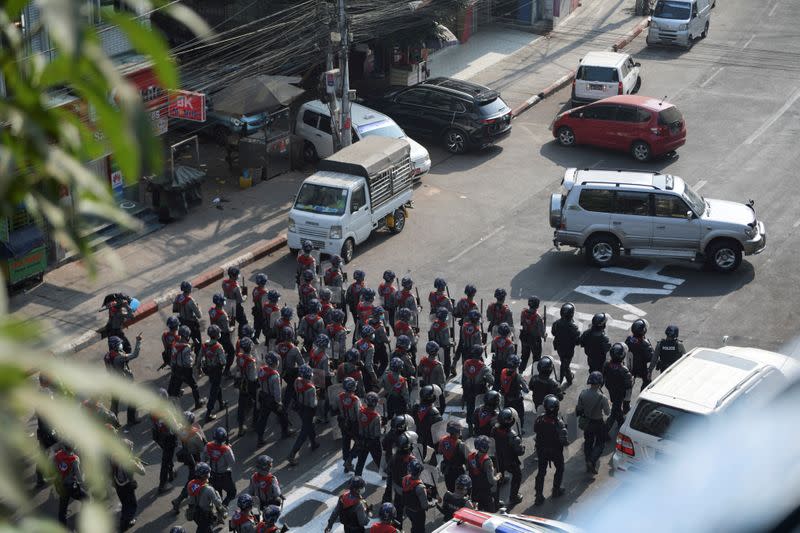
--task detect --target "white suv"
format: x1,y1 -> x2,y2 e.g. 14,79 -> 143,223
549,168 -> 767,272
571,51 -> 642,106
612,345 -> 800,473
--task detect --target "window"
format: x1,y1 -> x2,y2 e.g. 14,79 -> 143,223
582,105 -> 617,120
578,189 -> 615,212
350,187 -> 366,213
395,88 -> 429,106
614,191 -> 651,216
616,106 -> 639,123
654,194 -> 691,218
318,116 -> 332,134
658,106 -> 683,126
302,110 -> 319,128
294,184 -> 347,216
426,91 -> 456,110
637,108 -> 653,123
620,63 -> 630,78
577,66 -> 619,83
478,97 -> 509,116
653,1 -> 691,20
630,399 -> 703,440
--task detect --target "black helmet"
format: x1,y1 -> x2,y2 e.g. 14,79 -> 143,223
494,288 -> 507,301
178,325 -> 191,340
227,266 -> 240,279
255,273 -> 268,286
464,284 -> 477,297
665,325 -> 679,339
543,394 -> 560,415
396,434 -> 412,453
528,296 -> 540,308
587,371 -> 604,386
484,390 -> 500,408
180,281 -> 192,293
166,316 -> 180,329
498,407 -> 515,426
537,355 -> 554,376
401,276 -> 412,289
383,270 -> 396,282
475,435 -> 491,452
560,302 -> 575,319
302,240 -> 313,253
390,415 -> 408,432
610,342 -> 627,362
446,420 -> 462,435
498,323 -> 511,336
592,312 -> 607,328
631,319 -> 648,336
349,476 -> 366,493
256,455 -> 273,472
455,474 -> 472,491
419,385 -> 436,403
434,278 -> 447,290
468,345 -> 484,359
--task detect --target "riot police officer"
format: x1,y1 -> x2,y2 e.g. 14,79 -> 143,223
487,288 -> 513,334
345,270 -> 366,327
381,415 -> 415,503
653,324 -> 686,373
387,434 -> 418,522
428,308 -> 453,378
104,334 -> 141,426
499,354 -> 529,430
287,365 -> 320,466
354,392 -> 383,477
402,460 -> 436,533
380,357 -> 410,418
576,371 -> 610,475
325,476 -> 369,533
171,411 -> 207,513
298,298 -> 324,347
185,462 -> 227,533
603,343 -> 634,435
437,421 -> 468,492
467,435 -> 498,512
371,502 -> 400,533
411,385 -> 442,462
243,455 -> 283,515
627,319 -> 655,390
236,337 -> 259,436
200,325 -> 227,423
255,352 -> 294,445
296,240 -> 317,285
379,270 -> 398,331
337,348 -> 366,398
169,326 -> 205,409
209,293 -> 236,375
529,356 -> 564,411
251,273 -> 269,343
519,296 -> 546,373
533,395 -> 568,505
222,266 -> 248,336
297,269 -> 318,319
440,474 -> 475,521
173,281 -> 203,352
461,345 -> 493,436
472,390 -> 501,438
490,322 -> 516,388
230,493 -> 258,532
201,427 -> 236,506
418,341 -> 446,413
580,312 -> 611,374
551,302 -> 581,385
151,389 -> 177,494
492,408 -> 525,506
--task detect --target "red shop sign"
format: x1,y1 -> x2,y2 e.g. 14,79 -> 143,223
168,90 -> 206,122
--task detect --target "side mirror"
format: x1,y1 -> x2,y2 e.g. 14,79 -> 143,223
686,210 -> 694,219
634,62 -> 642,67
692,12 -> 698,18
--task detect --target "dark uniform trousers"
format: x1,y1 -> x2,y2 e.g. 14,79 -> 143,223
205,366 -> 224,413
605,399 -> 626,434
520,336 -> 542,375
535,448 -> 565,495
289,405 -> 318,456
194,509 -> 215,533
255,393 -> 290,440
583,419 -> 606,465
354,437 -> 382,477
58,484 -> 87,525
220,333 -> 236,374
211,471 -> 236,506
115,482 -> 137,531
155,434 -> 176,488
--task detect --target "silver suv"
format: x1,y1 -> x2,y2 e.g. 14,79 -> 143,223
549,168 -> 766,272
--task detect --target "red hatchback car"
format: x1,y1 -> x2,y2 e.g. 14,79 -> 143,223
552,95 -> 686,161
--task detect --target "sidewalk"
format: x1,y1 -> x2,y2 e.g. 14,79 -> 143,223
429,0 -> 647,113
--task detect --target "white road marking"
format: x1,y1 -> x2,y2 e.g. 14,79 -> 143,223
700,68 -> 724,88
694,179 -> 707,191
769,2 -> 779,16
743,34 -> 756,48
745,87 -> 800,145
601,264 -> 686,286
447,225 -> 505,263
574,285 -> 672,316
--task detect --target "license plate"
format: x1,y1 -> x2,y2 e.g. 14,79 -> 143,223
589,84 -> 606,91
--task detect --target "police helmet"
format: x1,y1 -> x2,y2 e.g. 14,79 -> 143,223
446,420 -> 462,435
469,345 -> 484,359
543,394 -> 560,415
184,411 -> 195,425
239,337 -> 253,353
610,342 -> 627,362
332,309 -> 345,324
426,341 -> 440,356
345,348 -> 360,363
391,415 -> 408,432
498,407 -> 515,426
498,323 -> 511,336
195,463 -> 211,478
396,434 -> 412,453
401,276 -> 413,289
178,325 -> 191,340
314,333 -> 330,348
494,288 -> 507,301
237,493 -> 254,510
420,385 -> 436,403
464,284 -> 477,297
379,502 -> 396,522
484,390 -> 501,408
455,474 -> 472,491
206,324 -> 222,339
266,352 -> 280,367
631,319 -> 648,336
537,356 -> 554,376
256,455 -> 273,472
368,316 -> 381,328
349,476 -> 366,492
263,505 -> 281,523
467,309 -> 481,322
166,316 -> 180,329
362,288 -> 376,301
665,324 -> 679,339
343,377 -> 357,392
365,392 -> 379,409
436,307 -> 449,321
319,287 -> 332,301
267,289 -> 281,302
398,308 -> 412,322
407,460 -> 424,477
390,357 -> 404,373
528,296 -> 541,308
353,270 -> 365,282
587,371 -> 604,386
383,270 -> 396,282
373,305 -> 385,318
396,335 -> 411,350
108,336 -> 123,351
298,364 -> 313,380
280,307 -> 293,320
241,324 -> 254,339
308,299 -> 321,313
180,281 -> 192,293
434,278 -> 447,290
560,302 -> 575,319
212,427 -> 227,443
301,240 -> 313,253
227,266 -> 240,279
302,269 -> 315,282
278,325 -> 292,343
360,325 -> 375,338
475,435 -> 491,453
255,273 -> 268,286
592,312 -> 607,328
212,293 -> 226,306
507,354 -> 521,368
330,255 -> 342,267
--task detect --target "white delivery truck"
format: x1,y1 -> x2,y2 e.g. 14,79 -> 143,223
287,136 -> 414,263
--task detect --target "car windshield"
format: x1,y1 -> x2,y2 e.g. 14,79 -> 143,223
357,120 -> 406,139
682,182 -> 705,216
653,0 -> 691,19
294,183 -> 347,216
578,65 -> 618,83
478,97 -> 509,116
630,399 -> 704,440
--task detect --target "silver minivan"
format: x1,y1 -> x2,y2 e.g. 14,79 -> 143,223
647,0 -> 712,49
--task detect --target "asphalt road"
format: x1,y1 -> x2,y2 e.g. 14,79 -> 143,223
34,0 -> 800,530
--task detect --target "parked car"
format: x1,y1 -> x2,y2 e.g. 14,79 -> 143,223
549,168 -> 767,272
647,0 -> 712,49
368,77 -> 512,155
612,344 -> 799,473
295,99 -> 431,179
433,508 -> 581,533
287,136 -> 413,263
552,95 -> 686,161
571,51 -> 642,106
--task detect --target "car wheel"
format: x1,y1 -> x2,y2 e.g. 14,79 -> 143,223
585,235 -> 619,267
389,209 -> 406,234
303,141 -> 318,163
701,21 -> 709,38
557,126 -> 576,147
633,76 -> 642,94
341,238 -> 355,264
443,129 -> 468,154
631,140 -> 651,161
706,239 -> 742,273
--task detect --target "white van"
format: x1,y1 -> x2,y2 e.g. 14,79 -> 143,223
611,345 -> 800,473
571,51 -> 641,106
647,0 -> 712,49
287,136 -> 413,263
296,100 -> 431,179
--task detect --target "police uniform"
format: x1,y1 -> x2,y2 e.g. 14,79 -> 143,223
104,337 -> 140,424
461,357 -> 492,435
327,321 -> 350,365
336,390 -> 361,471
277,340 -> 303,407
161,327 -> 180,369
186,477 -> 225,533
172,423 -> 207,509
576,386 -> 610,471
603,359 -> 633,433
653,336 -> 686,372
486,301 -> 513,334
356,337 -> 378,391
296,280 -> 318,319
467,450 -> 497,512
110,448 -> 144,532
326,490 -> 369,533
236,351 -> 259,433
209,305 -> 236,373
490,334 -> 516,388
54,448 -> 87,525
222,276 -> 248,336
428,318 -> 453,378
230,509 -> 258,533
288,377 -> 319,460
551,317 -> 581,384
492,423 -> 525,502
336,361 -> 366,397
251,285 -> 269,342
393,319 -> 418,364
344,281 -> 365,329
529,373 -> 563,411
354,405 -> 383,476
499,367 -> 528,427
388,450 -> 416,520
579,326 -> 611,374
201,339 -> 227,418
174,292 -> 203,351
168,339 -> 203,406
519,307 -> 545,373
255,363 -> 292,443
261,300 -> 281,349
533,412 -> 568,500
437,434 -> 468,491
402,474 -> 432,533
626,334 -> 655,390
295,251 -> 316,285
411,399 -> 442,461
201,440 -> 236,505
104,299 -> 133,352
244,470 -> 282,511
151,413 -> 177,491
417,355 -> 446,412
472,405 -> 498,438
381,370 -> 410,418
378,281 -> 397,331
441,490 -> 472,521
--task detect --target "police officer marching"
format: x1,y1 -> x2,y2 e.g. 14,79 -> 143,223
161,316 -> 181,370
461,345 -> 493,436
472,389 -> 501,438
379,270 -> 398,332
499,354 -> 529,431
530,356 -> 564,412
200,325 -> 227,423
411,384 -> 443,462
337,348 -> 366,398
467,435 -> 499,512
436,421 -> 468,492
287,364 -> 320,466
261,290 -> 282,351
168,326 -> 206,410
323,254 -> 346,311
380,357 -> 411,419
626,319 -> 656,391
386,433 -> 417,520
235,337 -> 259,437
104,333 -> 141,426
296,270 -> 318,319
201,427 -> 237,506
580,312 -> 612,374
53,442 -> 87,526
308,333 -> 332,423
173,281 -> 203,353
486,288 -> 513,335
344,269 -> 366,328
103,295 -> 134,353
185,462 -> 228,533
326,309 -> 350,366
418,340 -> 446,413
151,388 -> 178,494
452,285 -> 478,375
653,324 -> 686,373
402,460 -> 438,533
255,352 -> 295,445
519,296 -> 546,374
576,371 -> 610,475
381,416 -> 414,503
222,266 -> 248,337
354,392 -> 383,477
243,454 -> 284,514
551,302 -> 581,385
440,474 -> 475,521
533,395 -> 568,506
251,273 -> 269,343
428,308 -> 453,380
603,343 -> 634,435
325,476 -> 370,533
490,322 -> 516,388
230,493 -> 259,533
110,437 -> 145,531
295,240 -> 317,286
371,502 -> 401,533
455,310 -> 484,375
492,408 -> 525,506
395,276 -> 421,337
171,411 -> 207,513
209,293 -> 236,376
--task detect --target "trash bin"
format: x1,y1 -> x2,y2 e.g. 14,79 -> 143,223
0,223 -> 47,287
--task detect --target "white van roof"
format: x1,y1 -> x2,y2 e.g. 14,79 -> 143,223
642,346 -> 799,414
562,168 -> 685,193
579,51 -> 629,68
302,99 -> 391,128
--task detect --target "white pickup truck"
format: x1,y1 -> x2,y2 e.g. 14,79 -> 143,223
287,136 -> 414,262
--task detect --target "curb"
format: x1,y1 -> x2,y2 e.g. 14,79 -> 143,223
511,17 -> 649,117
58,234 -> 288,355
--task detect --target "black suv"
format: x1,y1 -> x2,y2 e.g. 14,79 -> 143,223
368,77 -> 512,154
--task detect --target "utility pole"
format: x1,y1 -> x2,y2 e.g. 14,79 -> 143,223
319,0 -> 341,151
338,0 -> 352,147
